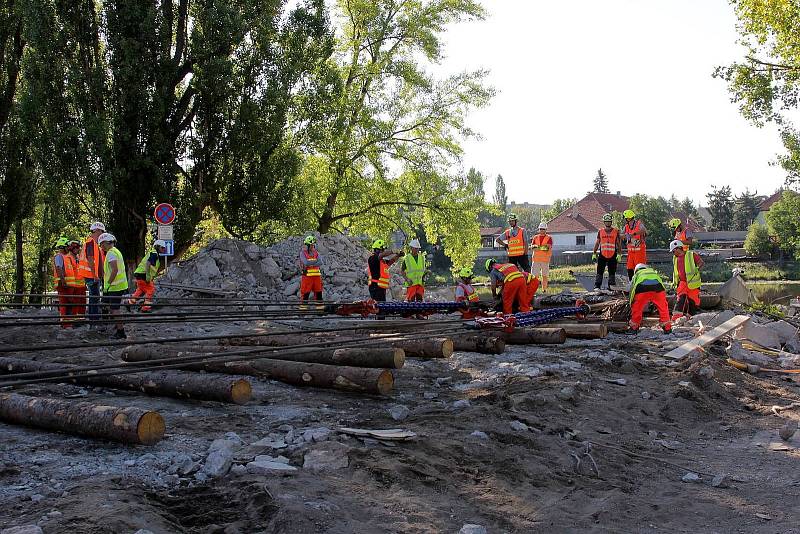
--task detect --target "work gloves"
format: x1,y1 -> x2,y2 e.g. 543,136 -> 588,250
591,253 -> 597,262
616,254 -> 622,262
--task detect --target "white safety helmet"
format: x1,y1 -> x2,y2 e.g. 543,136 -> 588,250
538,222 -> 547,230
634,263 -> 648,273
669,239 -> 684,252
408,238 -> 421,249
90,221 -> 106,232
153,239 -> 167,249
97,232 -> 116,244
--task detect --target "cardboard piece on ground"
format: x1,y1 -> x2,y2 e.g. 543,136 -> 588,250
664,315 -> 751,360
338,427 -> 417,441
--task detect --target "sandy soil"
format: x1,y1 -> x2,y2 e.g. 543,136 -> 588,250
1,311 -> 800,533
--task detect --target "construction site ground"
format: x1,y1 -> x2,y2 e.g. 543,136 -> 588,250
2,313 -> 800,533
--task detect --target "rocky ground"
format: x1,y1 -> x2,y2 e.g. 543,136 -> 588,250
2,305 -> 800,533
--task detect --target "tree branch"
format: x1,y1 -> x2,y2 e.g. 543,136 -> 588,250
746,55 -> 800,71
329,200 -> 443,223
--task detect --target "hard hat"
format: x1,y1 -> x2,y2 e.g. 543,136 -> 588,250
68,239 -> 80,246
485,258 -> 496,272
669,218 -> 681,229
669,239 -> 684,252
371,239 -> 385,250
408,238 -> 421,248
459,267 -> 474,279
623,209 -> 635,219
90,221 -> 106,232
54,237 -> 69,248
304,235 -> 317,245
538,222 -> 547,230
153,239 -> 167,249
634,263 -> 648,273
602,213 -> 613,222
507,213 -> 518,221
97,232 -> 116,244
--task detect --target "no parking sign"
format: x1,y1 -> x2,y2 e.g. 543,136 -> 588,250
154,203 -> 176,225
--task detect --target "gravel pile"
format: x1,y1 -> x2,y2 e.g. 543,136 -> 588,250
158,235 -> 406,301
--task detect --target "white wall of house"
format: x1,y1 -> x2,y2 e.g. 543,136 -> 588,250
755,211 -> 768,226
551,232 -> 596,251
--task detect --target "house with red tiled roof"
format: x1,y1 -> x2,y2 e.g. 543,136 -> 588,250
546,193 -> 630,251
755,190 -> 785,225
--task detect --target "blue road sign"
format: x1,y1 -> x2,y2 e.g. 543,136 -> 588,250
159,240 -> 175,257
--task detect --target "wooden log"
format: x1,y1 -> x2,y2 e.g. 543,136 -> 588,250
0,357 -> 251,405
501,328 -> 567,345
0,393 -> 165,445
390,338 -> 454,359
451,335 -> 506,354
550,320 -> 629,333
553,323 -> 608,339
329,347 -> 405,369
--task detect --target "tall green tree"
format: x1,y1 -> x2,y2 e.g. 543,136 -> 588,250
493,173 -> 507,212
541,198 -> 577,223
733,189 -> 762,231
706,185 -> 735,231
593,168 -> 609,194
766,190 -> 800,259
715,1 -> 800,186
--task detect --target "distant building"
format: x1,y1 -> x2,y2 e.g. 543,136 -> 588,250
754,190 -> 784,226
545,193 -> 631,251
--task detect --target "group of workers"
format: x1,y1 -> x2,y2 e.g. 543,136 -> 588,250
52,221 -> 167,338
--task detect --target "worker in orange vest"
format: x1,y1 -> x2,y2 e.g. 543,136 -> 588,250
622,209 -> 647,280
52,238 -> 84,328
591,213 -> 623,290
298,235 -> 324,302
524,271 -> 540,307
77,221 -> 106,323
669,218 -> 693,250
530,222 -> 553,290
367,239 -> 402,318
496,213 -> 530,272
67,239 -> 87,319
486,258 -> 531,315
455,267 -> 480,305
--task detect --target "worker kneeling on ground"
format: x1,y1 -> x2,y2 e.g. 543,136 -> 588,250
98,233 -> 128,339
524,270 -> 540,307
402,238 -> 428,302
298,235 -> 324,302
671,239 -> 703,321
628,263 -> 671,334
486,258 -> 531,315
128,240 -> 167,312
455,266 -> 479,303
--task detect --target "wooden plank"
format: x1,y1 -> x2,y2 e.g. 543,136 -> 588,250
338,427 -> 417,441
663,315 -> 751,360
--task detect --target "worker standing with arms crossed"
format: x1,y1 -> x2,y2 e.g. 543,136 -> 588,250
591,213 -> 623,290
77,222 -> 106,325
97,233 -> 128,339
530,222 -> 553,290
622,209 -> 647,281
298,236 -> 324,303
496,213 -> 530,272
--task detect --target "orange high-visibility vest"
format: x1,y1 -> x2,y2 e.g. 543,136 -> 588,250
675,228 -> 689,251
624,220 -> 645,253
370,257 -> 390,288
598,227 -> 619,259
78,236 -> 103,279
456,282 -> 479,303
531,234 -> 553,263
495,263 -> 523,285
302,249 -> 321,277
53,253 -> 82,288
504,227 -> 526,257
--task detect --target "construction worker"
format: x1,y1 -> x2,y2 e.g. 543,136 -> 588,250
67,240 -> 87,318
496,213 -> 530,272
455,267 -> 480,305
367,239 -> 403,313
486,258 -> 531,315
52,238 -> 82,328
524,271 -> 540,307
128,240 -> 167,312
669,218 -> 693,250
531,222 -> 553,290
671,239 -> 704,321
97,233 -> 128,339
78,221 -> 106,323
401,239 -> 428,302
591,213 -> 623,290
623,209 -> 647,281
628,263 -> 672,334
298,235 -> 323,302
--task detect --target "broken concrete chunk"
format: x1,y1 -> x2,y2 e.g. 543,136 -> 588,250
765,320 -> 799,345
202,448 -> 233,478
470,431 -> 489,440
388,405 -> 410,421
303,427 -> 332,443
681,472 -> 701,483
303,442 -> 350,471
510,420 -> 529,432
711,474 -> 730,488
736,322 -> 782,350
245,460 -> 298,475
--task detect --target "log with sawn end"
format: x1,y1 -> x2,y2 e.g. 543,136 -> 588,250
0,356 -> 251,404
499,327 -> 567,345
532,323 -> 607,339
0,392 -> 165,445
388,338 -> 454,359
451,335 -> 506,354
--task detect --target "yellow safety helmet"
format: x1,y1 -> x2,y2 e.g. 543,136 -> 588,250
507,213 -> 518,221
623,209 -> 635,219
304,235 -> 317,245
485,258 -> 496,272
668,218 -> 681,229
371,239 -> 386,250
54,237 -> 69,248
459,267 -> 474,279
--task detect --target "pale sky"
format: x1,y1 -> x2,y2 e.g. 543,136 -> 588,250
437,0 -> 789,205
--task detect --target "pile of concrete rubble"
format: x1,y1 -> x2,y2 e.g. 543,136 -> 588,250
157,235 -> 406,301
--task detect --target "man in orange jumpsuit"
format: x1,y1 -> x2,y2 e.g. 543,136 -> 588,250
486,258 -> 531,315
628,263 -> 671,334
623,209 -> 647,281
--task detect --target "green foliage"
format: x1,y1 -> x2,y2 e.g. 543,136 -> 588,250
734,189 -> 762,231
628,194 -> 672,248
593,168 -> 609,194
493,174 -> 507,212
744,222 -> 773,257
706,185 -> 735,231
541,198 -> 577,223
767,190 -> 800,258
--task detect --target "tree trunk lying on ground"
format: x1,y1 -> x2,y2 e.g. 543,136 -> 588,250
498,327 -> 567,345
450,335 -> 506,354
0,357 -> 252,405
388,338 -> 454,359
549,320 -> 628,333
119,344 -> 405,369
116,346 -> 394,395
545,323 -> 608,339
0,392 -> 165,445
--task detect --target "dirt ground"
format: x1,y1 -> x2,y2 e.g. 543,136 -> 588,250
2,311 -> 800,533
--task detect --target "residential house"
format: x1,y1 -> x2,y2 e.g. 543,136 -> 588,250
754,190 -> 784,226
546,193 -> 631,251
